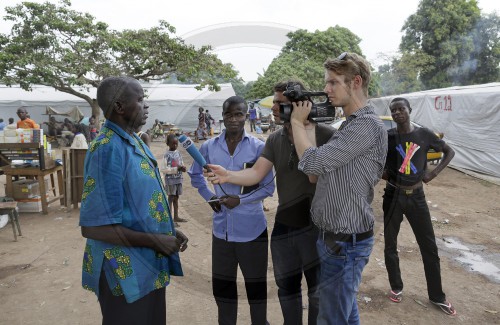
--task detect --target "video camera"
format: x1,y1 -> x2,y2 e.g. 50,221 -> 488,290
279,84 -> 336,123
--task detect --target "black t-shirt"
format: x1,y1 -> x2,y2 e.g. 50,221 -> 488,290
261,124 -> 334,228
385,127 -> 445,186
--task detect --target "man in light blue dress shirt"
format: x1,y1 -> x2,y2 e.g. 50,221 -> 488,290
189,95 -> 275,325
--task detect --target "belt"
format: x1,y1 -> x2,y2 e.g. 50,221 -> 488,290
387,181 -> 423,195
322,229 -> 373,243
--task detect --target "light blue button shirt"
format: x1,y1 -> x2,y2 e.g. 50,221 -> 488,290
188,130 -> 275,242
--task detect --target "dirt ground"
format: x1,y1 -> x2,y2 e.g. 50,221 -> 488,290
0,129 -> 499,325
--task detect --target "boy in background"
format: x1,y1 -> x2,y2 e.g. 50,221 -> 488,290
162,133 -> 187,226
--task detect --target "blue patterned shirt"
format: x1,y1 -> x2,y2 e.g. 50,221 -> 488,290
79,120 -> 183,303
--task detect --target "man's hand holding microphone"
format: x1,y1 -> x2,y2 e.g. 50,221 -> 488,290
178,134 -> 240,212
204,165 -> 240,210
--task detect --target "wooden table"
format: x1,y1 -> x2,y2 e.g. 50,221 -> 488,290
0,143 -> 53,170
3,166 -> 65,214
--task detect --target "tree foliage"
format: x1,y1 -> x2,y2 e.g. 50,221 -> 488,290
376,51 -> 431,95
399,0 -> 500,89
0,0 -> 237,118
231,78 -> 254,99
246,26 -> 380,99
466,13 -> 500,84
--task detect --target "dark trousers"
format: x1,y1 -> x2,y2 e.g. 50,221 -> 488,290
250,119 -> 256,132
212,230 -> 269,325
98,270 -> 166,325
383,186 -> 446,303
271,222 -> 320,325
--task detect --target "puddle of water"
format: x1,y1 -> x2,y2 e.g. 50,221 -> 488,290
442,237 -> 470,251
456,252 -> 500,280
440,237 -> 500,283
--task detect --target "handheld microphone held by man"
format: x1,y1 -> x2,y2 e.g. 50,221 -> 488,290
178,134 -> 220,211
178,134 -> 211,172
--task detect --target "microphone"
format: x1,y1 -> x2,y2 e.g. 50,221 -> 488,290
178,134 -> 211,171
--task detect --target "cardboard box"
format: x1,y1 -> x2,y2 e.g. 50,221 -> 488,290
8,179 -> 50,199
12,179 -> 40,199
16,197 -> 43,213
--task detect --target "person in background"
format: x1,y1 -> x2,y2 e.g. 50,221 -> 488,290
79,76 -> 188,325
89,115 -> 98,141
0,118 -> 5,131
16,107 -> 39,129
205,109 -> 216,136
136,126 -> 151,147
70,123 -> 89,149
43,116 -> 64,136
248,102 -> 257,132
8,117 -> 15,126
62,118 -> 75,146
162,133 -> 187,226
382,97 -> 456,316
26,113 -> 40,129
195,106 -> 208,142
206,81 -> 334,325
151,119 -> 164,139
189,96 -> 275,325
269,113 -> 276,132
291,52 -> 387,325
79,122 -> 91,143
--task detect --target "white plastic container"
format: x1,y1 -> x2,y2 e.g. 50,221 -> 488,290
4,136 -> 18,143
4,128 -> 17,137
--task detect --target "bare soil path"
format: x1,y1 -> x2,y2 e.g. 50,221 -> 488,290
0,134 -> 499,324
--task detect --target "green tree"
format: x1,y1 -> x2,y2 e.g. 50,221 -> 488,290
376,51 -> 431,95
466,13 -> 500,84
247,52 -> 325,99
400,0 -> 483,88
231,78 -> 255,99
247,26 -> 380,99
0,0 -> 237,118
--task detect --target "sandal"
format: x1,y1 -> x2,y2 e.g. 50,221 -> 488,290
389,290 -> 403,303
430,300 -> 457,316
174,217 -> 188,223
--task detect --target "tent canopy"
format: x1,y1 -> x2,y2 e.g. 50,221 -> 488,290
0,83 -> 235,131
44,106 -> 84,122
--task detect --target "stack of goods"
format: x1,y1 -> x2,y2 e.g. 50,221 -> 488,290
0,127 -> 45,145
2,124 -> 18,143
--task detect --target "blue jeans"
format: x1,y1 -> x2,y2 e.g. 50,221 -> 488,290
316,234 -> 374,325
271,222 -> 320,325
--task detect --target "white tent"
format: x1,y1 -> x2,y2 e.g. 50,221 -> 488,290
0,83 -> 235,130
368,83 -> 500,178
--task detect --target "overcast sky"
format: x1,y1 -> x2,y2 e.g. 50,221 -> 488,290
1,0 -> 498,82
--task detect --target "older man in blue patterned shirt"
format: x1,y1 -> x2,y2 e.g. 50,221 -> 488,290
79,76 -> 188,325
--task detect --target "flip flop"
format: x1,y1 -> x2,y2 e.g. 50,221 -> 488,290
389,290 -> 403,303
174,217 -> 188,223
430,300 -> 457,316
